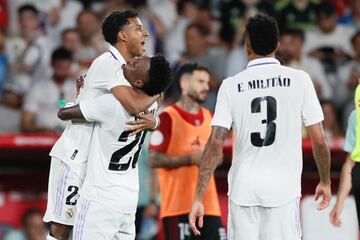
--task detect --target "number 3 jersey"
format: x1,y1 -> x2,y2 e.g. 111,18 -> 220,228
212,57 -> 324,207
78,93 -> 158,214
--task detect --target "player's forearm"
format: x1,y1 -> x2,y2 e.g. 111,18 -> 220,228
111,86 -> 158,115
57,105 -> 85,121
312,141 -> 331,184
148,150 -> 193,169
194,126 -> 228,200
336,155 -> 354,205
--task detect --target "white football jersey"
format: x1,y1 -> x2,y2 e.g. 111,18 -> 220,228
78,94 -> 158,213
49,45 -> 129,178
212,57 -> 324,207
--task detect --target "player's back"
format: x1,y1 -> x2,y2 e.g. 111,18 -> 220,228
49,50 -> 128,178
79,93 -> 157,214
215,58 -> 323,207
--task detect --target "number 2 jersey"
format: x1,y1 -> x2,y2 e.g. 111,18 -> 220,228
212,57 -> 324,207
78,93 -> 158,214
49,46 -> 128,179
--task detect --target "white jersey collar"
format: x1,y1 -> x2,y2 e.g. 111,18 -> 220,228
247,57 -> 281,69
108,45 -> 126,65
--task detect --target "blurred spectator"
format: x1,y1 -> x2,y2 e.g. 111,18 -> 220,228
338,0 -> 360,30
277,28 -> 332,99
303,1 -> 354,73
179,23 -> 227,111
219,0 -> 275,44
0,0 -> 7,30
20,47 -> 76,133
338,31 -> 360,128
3,4 -> 52,109
76,10 -> 107,70
46,0 -> 83,46
8,0 -> 60,35
136,137 -> 159,240
128,0 -> 166,56
3,208 -> 46,240
61,28 -> 83,78
164,0 -> 199,65
320,99 -> 343,139
0,27 -> 7,96
147,0 -> 177,33
277,0 -> 318,31
225,44 -> 248,77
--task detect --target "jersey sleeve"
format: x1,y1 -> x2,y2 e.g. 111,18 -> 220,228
149,111 -> 172,153
211,81 -> 233,129
301,73 -> 324,126
92,61 -> 131,91
79,94 -> 117,126
344,111 -> 356,153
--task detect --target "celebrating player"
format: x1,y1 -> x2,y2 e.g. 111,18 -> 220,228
44,10 -> 159,240
189,14 -> 331,240
148,63 -> 226,240
58,54 -> 173,240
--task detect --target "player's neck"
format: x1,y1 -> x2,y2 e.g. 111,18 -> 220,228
177,95 -> 200,114
249,53 -> 275,61
114,43 -> 132,62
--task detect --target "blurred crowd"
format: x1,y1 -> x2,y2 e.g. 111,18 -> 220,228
0,0 -> 357,137
0,1 -> 357,239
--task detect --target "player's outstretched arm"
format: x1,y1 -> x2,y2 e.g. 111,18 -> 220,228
330,155 -> 354,227
148,148 -> 202,169
58,105 -> 85,121
306,122 -> 332,210
189,126 -> 228,236
111,86 -> 159,115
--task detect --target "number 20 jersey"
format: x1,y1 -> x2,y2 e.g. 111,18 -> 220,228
79,93 -> 158,213
211,58 -> 324,207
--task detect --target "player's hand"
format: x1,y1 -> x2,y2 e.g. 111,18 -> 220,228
126,110 -> 156,136
315,181 -> 331,210
189,199 -> 204,236
329,203 -> 343,227
76,75 -> 85,96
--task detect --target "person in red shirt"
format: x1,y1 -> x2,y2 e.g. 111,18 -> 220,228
148,63 -> 226,240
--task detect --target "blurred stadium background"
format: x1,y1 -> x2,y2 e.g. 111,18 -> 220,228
0,0 -> 358,239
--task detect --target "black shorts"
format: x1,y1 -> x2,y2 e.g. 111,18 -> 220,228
162,214 -> 226,240
352,162 -> 360,228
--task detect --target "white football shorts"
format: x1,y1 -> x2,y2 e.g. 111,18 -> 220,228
43,157 -> 83,226
228,197 -> 302,240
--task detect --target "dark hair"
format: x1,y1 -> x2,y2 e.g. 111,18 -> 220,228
351,31 -> 360,45
143,55 -> 173,96
22,208 -> 42,226
51,47 -> 72,63
186,23 -> 208,37
18,4 -> 39,16
61,28 -> 79,38
245,14 -> 279,55
102,9 -> 138,45
177,0 -> 197,15
317,1 -> 336,19
175,63 -> 209,82
280,28 -> 304,41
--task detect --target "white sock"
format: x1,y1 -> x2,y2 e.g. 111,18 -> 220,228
46,233 -> 58,240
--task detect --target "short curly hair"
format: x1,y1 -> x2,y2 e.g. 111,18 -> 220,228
245,14 -> 279,56
142,55 -> 173,96
102,9 -> 138,45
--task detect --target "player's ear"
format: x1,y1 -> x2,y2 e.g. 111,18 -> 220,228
118,31 -> 127,42
134,79 -> 144,89
179,77 -> 189,93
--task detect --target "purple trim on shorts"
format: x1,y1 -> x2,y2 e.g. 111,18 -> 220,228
54,164 -> 67,216
74,199 -> 87,240
78,200 -> 90,240
58,166 -> 70,216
